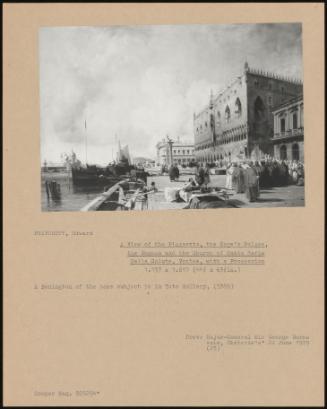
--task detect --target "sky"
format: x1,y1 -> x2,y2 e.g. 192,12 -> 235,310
40,23 -> 303,165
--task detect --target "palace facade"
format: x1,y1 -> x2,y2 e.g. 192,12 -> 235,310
156,138 -> 195,166
272,95 -> 304,162
193,62 -> 303,163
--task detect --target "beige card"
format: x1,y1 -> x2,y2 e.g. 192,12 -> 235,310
3,3 -> 325,407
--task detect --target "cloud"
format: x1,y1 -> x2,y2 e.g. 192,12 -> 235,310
40,23 -> 303,164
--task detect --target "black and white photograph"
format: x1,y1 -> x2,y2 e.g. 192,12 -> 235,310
40,23 -> 304,212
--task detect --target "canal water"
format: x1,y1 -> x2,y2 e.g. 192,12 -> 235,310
41,171 -> 224,212
41,172 -> 105,212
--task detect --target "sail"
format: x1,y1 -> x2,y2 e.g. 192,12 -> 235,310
116,141 -> 131,164
121,145 -> 131,164
116,140 -> 122,162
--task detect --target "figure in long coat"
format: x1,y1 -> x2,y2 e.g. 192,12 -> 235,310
225,163 -> 235,190
169,165 -> 179,181
279,161 -> 289,186
244,165 -> 260,202
195,164 -> 205,186
203,164 -> 211,187
291,161 -> 299,184
259,162 -> 270,188
233,164 -> 245,193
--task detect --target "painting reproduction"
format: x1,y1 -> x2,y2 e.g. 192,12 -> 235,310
40,23 -> 304,212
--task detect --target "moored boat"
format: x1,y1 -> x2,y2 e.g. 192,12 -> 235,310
81,179 -> 147,211
71,160 -> 148,187
71,165 -> 124,186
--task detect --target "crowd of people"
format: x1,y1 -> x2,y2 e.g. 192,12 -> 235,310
157,157 -> 304,205
191,159 -> 304,203
224,159 -> 305,202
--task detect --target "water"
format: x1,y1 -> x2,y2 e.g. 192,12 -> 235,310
41,172 -> 106,212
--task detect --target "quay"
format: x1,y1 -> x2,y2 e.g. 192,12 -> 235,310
80,172 -> 304,211
147,174 -> 304,210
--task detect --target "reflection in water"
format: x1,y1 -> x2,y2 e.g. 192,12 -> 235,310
45,180 -> 62,204
41,173 -> 105,212
71,184 -> 105,194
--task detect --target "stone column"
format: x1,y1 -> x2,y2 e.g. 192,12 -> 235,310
167,140 -> 174,167
297,104 -> 301,129
300,141 -> 304,162
274,145 -> 278,159
285,110 -> 290,131
286,143 -> 291,160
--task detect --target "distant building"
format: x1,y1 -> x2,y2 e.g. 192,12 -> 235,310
132,157 -> 156,167
156,137 -> 195,166
272,95 -> 304,162
41,161 -> 67,172
193,62 -> 303,163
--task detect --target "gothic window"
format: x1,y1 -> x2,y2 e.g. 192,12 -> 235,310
280,145 -> 287,160
235,98 -> 242,118
254,80 -> 259,88
292,143 -> 299,161
254,96 -> 266,121
281,86 -> 285,94
225,105 -> 231,123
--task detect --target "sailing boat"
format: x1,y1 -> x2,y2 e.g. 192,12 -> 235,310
71,126 -> 134,186
112,139 -> 149,183
71,121 -> 116,186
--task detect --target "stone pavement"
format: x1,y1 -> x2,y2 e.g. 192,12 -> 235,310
147,173 -> 305,209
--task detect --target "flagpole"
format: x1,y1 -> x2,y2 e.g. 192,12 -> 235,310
85,119 -> 88,165
113,133 -> 117,162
